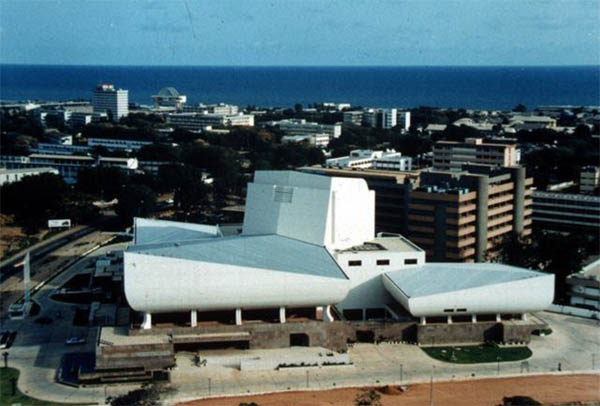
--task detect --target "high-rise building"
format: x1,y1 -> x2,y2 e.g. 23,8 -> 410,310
92,84 -> 129,122
396,111 -> 411,131
302,164 -> 533,263
432,138 -> 519,171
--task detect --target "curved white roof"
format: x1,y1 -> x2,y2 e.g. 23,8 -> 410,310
157,87 -> 180,97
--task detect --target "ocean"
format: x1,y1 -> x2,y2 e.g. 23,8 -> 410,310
1,65 -> 598,110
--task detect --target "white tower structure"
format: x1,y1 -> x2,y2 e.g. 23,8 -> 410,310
92,84 -> 129,122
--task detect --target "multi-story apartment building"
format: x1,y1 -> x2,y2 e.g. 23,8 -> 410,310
302,164 -> 532,263
362,108 -> 397,129
396,111 -> 411,132
281,134 -> 331,148
92,84 -> 129,122
343,111 -> 363,126
580,166 -> 600,194
432,138 -> 519,171
532,191 -> 600,232
166,112 -> 254,130
273,119 -> 342,138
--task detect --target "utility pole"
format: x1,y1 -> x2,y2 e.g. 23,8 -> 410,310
497,357 -> 501,375
400,363 -> 403,384
429,365 -> 435,406
306,370 -> 309,388
2,351 -> 8,368
208,377 -> 211,396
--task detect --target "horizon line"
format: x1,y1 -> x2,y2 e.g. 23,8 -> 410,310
2,63 -> 599,69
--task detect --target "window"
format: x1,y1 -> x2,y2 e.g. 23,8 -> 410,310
376,259 -> 390,266
457,308 -> 467,312
348,260 -> 362,267
444,308 -> 454,313
404,258 -> 418,265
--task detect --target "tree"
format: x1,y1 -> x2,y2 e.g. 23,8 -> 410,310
173,167 -> 210,213
512,104 -> 527,113
108,381 -> 176,406
115,184 -> 156,226
294,103 -> 303,113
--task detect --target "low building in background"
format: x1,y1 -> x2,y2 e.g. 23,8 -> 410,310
0,167 -> 60,186
281,133 -> 330,148
326,149 -> 412,171
152,87 -> 187,109
566,259 -> 600,312
580,165 -> 600,194
166,112 -> 254,130
88,137 -> 153,151
532,191 -> 600,232
273,118 -> 342,138
433,138 -> 519,171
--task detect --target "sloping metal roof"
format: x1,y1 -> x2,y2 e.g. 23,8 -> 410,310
384,263 -> 547,298
127,234 -> 347,280
134,218 -> 220,245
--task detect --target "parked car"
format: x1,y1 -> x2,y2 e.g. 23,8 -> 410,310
65,336 -> 86,345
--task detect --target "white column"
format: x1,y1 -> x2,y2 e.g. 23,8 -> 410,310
471,314 -> 477,323
322,305 -> 334,322
279,307 -> 286,324
521,313 -> 527,321
235,308 -> 242,325
420,316 -> 426,325
496,313 -> 501,322
447,315 -> 453,324
141,312 -> 152,330
191,310 -> 197,328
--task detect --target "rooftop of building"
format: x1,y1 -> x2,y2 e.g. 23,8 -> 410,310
155,87 -> 181,97
134,217 -> 222,245
384,263 -> 550,299
568,258 -> 600,282
127,233 -> 348,280
337,233 -> 423,254
0,167 -> 58,175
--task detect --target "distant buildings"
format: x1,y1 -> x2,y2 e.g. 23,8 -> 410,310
303,164 -> 532,263
567,259 -> 600,311
274,118 -> 342,138
508,115 -> 557,130
92,84 -> 129,122
343,109 -> 411,131
0,154 -> 138,184
182,103 -> 239,115
152,87 -> 187,109
532,191 -> 600,232
281,134 -> 330,148
326,149 -> 412,171
88,138 -> 153,152
432,138 -> 519,171
166,112 -> 254,130
580,166 -> 600,194
0,167 -> 59,186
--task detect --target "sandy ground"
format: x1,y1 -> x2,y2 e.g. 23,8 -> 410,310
179,373 -> 600,406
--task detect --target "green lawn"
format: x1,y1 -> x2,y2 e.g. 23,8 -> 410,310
422,343 -> 532,364
0,367 -> 92,406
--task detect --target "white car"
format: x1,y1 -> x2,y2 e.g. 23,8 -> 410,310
65,336 -> 86,345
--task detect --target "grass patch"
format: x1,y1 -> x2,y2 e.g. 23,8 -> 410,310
0,367 -> 91,406
422,343 -> 532,364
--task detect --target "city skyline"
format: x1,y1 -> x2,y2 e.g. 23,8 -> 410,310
1,0 -> 599,67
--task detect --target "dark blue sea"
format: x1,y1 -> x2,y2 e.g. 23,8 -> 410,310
1,65 -> 598,110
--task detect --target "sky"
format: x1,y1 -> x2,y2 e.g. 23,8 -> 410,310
1,0 -> 599,66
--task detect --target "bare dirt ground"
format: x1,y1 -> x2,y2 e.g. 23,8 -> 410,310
179,373 -> 600,406
0,214 -> 51,260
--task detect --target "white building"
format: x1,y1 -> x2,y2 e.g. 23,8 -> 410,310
281,133 -> 330,148
343,111 -> 363,126
88,137 -> 153,151
0,167 -> 59,186
166,112 -> 254,130
152,87 -> 186,109
567,259 -> 600,311
124,170 -> 553,329
92,84 -> 129,122
580,166 -> 599,194
396,111 -> 411,132
326,149 -> 412,171
274,119 -> 342,138
182,103 -> 239,115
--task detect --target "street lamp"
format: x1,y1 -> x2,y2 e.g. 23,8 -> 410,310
429,365 -> 435,406
497,356 -> 501,375
2,351 -> 8,368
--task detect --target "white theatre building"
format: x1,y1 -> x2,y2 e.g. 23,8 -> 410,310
124,170 -> 554,330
